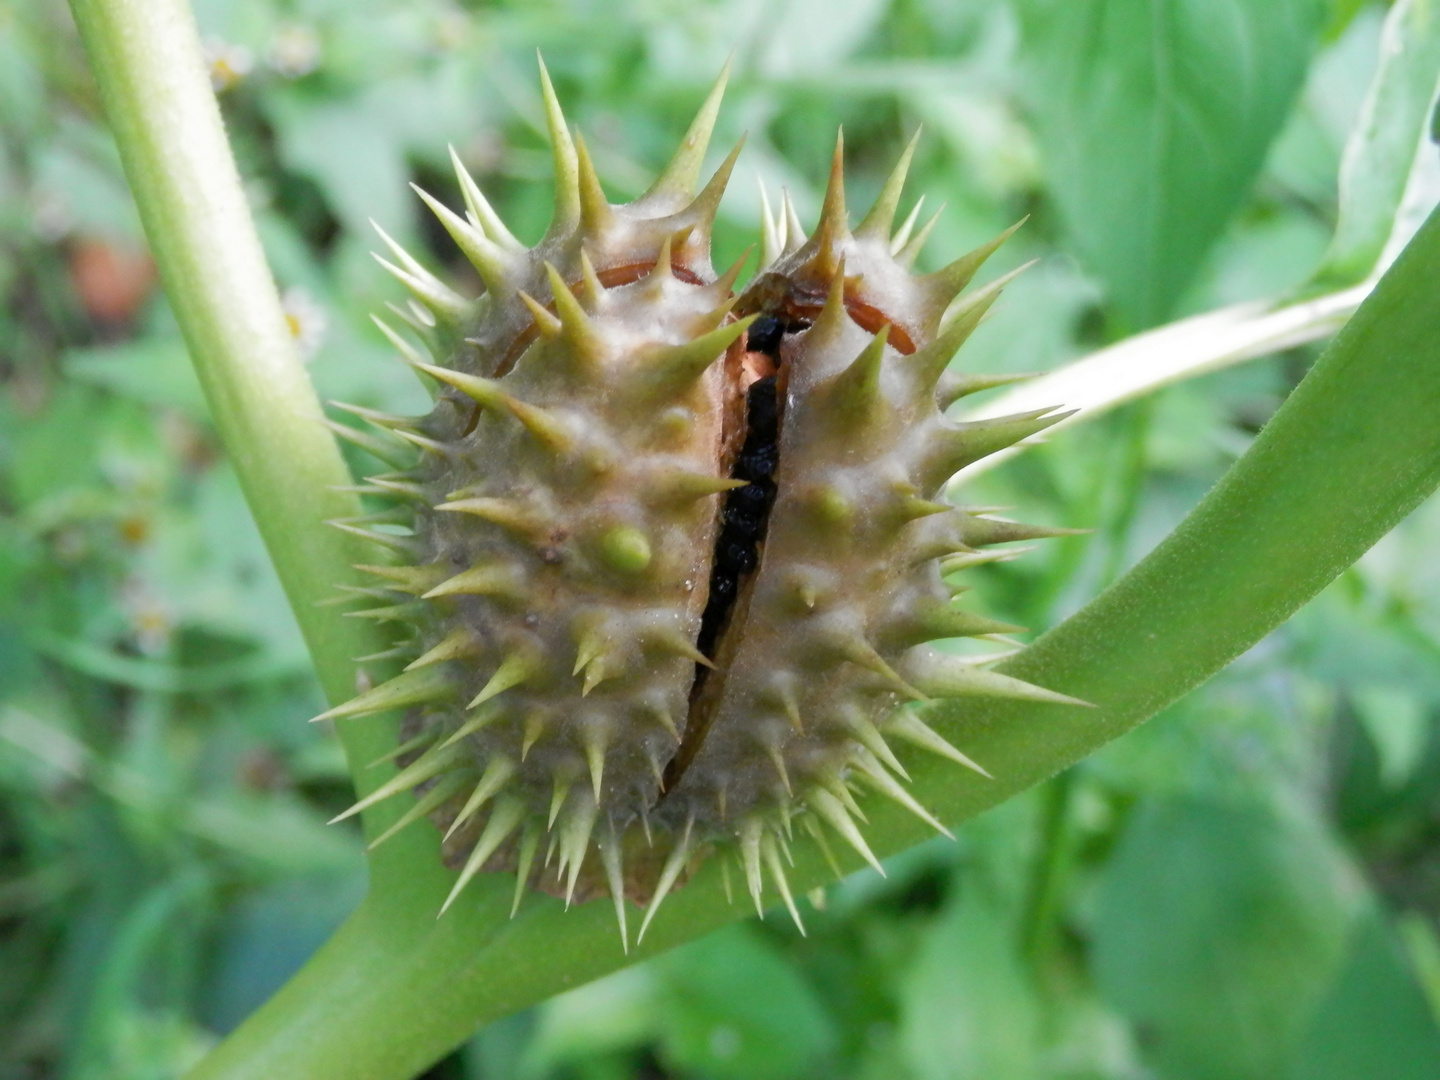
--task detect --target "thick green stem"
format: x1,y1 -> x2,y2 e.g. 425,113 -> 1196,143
66,0 -> 437,870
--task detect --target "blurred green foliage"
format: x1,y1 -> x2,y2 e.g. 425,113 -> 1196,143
3,0 -> 1440,1077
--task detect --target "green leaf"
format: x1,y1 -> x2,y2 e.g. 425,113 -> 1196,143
63,337 -> 209,418
1315,0 -> 1440,286
0,22 -> 46,135
1287,909 -> 1440,1080
1350,684 -> 1430,789
657,925 -> 838,1080
898,881 -> 1041,1080
264,82 -> 442,241
1091,797 -> 1356,1080
6,383 -> 109,507
1398,914 -> 1440,1023
184,793 -> 360,875
1017,0 -> 1327,327
203,874 -> 368,1035
32,121 -> 146,241
519,966 -> 658,1077
72,871 -> 212,1079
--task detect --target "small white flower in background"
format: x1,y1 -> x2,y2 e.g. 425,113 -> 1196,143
282,287 -> 328,361
204,38 -> 253,92
121,578 -> 172,656
268,24 -> 322,78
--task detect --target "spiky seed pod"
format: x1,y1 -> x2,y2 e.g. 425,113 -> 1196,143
322,61 -> 1085,949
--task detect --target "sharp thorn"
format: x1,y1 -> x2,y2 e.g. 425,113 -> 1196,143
677,135 -> 746,246
761,831 -> 805,935
366,771 -> 471,851
740,816 -> 765,917
646,55 -> 733,201
434,497 -> 545,537
850,747 -> 953,838
537,54 -> 580,236
809,787 -> 885,875
650,471 -> 748,507
410,183 -> 514,296
890,195 -> 925,253
923,217 -> 1028,308
511,822 -> 541,917
637,816 -> 694,942
758,180 -> 785,271
437,702 -> 506,750
365,729 -> 439,770
325,519 -> 421,558
549,777 -> 572,828
830,633 -> 925,700
370,249 -> 469,326
886,710 -> 986,779
857,128 -> 921,240
405,627 -> 484,670
577,248 -> 605,311
370,314 -> 432,371
573,133 -> 613,232
440,794 -> 525,915
802,815 -> 844,879
648,626 -> 714,669
907,653 -> 1092,707
414,361 -> 506,410
518,290 -> 563,338
600,827 -> 629,953
449,144 -> 523,251
423,562 -> 524,601
542,262 -> 606,364
312,666 -> 455,723
896,203 -> 944,269
585,735 -> 606,800
847,714 -> 910,780
467,651 -> 538,708
559,797 -> 599,905
444,756 -> 518,840
643,315 -> 755,395
321,418 -> 413,470
813,128 -> 848,262
781,189 -> 806,254
328,742 -> 464,822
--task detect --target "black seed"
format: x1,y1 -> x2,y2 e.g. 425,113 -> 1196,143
743,446 -> 778,479
724,511 -> 762,538
745,376 -> 779,435
692,355 -> 784,682
732,484 -> 768,511
723,541 -> 757,573
747,316 -> 785,355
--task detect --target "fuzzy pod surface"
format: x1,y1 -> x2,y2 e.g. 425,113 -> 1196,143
318,60 -> 1084,947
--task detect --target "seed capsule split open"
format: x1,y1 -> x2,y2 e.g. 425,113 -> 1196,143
321,60 -> 1085,947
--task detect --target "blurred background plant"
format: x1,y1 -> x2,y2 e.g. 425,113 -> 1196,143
4,0 -> 1440,1077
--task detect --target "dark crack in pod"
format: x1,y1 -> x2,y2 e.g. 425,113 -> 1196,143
315,61 -> 1088,951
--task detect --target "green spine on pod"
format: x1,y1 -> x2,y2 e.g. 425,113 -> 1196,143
320,59 -> 1086,951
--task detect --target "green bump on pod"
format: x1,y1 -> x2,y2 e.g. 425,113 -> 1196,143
597,525 -> 652,574
808,485 -> 853,526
